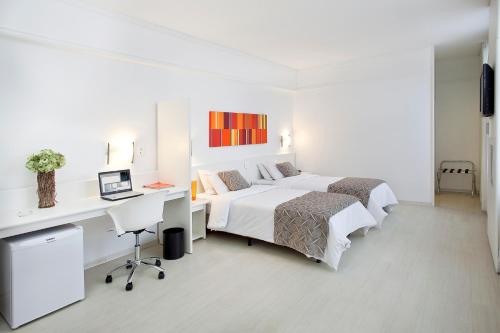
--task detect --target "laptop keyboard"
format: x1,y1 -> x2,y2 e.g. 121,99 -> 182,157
104,191 -> 142,200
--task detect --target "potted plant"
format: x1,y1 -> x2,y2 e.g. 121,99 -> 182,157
25,149 -> 66,208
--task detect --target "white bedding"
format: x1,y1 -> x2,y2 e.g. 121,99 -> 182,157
206,185 -> 377,270
253,174 -> 398,227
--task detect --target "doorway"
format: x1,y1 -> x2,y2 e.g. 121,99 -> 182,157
433,49 -> 482,208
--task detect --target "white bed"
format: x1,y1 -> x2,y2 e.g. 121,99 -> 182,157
254,173 -> 398,227
203,185 -> 377,270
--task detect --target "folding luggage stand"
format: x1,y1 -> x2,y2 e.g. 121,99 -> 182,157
436,160 -> 476,196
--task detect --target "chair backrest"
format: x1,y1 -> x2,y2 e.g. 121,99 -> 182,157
106,192 -> 165,235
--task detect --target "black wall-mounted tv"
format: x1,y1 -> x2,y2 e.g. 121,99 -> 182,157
481,63 -> 494,117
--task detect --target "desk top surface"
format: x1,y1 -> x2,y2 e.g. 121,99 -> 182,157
0,186 -> 188,233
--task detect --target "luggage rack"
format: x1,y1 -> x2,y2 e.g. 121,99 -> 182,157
436,160 -> 476,196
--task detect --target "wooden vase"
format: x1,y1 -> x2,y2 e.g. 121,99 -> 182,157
37,171 -> 56,208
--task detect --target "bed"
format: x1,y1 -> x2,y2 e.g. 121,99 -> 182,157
202,185 -> 377,270
254,173 -> 398,227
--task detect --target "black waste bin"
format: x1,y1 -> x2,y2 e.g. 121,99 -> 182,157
163,228 -> 184,260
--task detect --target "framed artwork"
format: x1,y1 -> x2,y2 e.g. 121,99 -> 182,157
209,111 -> 268,147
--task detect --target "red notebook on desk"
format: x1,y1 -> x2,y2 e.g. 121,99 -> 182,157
143,182 -> 174,190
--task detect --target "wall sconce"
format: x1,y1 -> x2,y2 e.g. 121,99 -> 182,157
280,133 -> 292,148
107,141 -> 135,165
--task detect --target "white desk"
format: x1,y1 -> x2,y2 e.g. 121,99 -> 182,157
0,187 -> 188,239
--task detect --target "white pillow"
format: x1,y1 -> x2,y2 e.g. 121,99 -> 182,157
198,170 -> 229,195
253,179 -> 275,185
257,163 -> 273,180
263,161 -> 284,180
198,173 -> 215,195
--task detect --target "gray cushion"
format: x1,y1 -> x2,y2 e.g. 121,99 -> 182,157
217,170 -> 250,191
275,162 -> 300,177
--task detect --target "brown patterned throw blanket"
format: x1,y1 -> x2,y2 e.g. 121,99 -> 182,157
327,177 -> 384,208
274,191 -> 359,259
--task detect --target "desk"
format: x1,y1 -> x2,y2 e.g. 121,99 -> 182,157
0,187 -> 188,239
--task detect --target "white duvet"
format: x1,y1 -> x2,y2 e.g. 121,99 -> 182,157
207,185 -> 377,270
254,174 -> 398,226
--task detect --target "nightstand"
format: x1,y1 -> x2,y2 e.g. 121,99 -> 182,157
191,199 -> 209,241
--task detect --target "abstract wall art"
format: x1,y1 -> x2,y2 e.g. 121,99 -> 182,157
209,111 -> 268,147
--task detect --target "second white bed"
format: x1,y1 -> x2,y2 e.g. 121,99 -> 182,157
254,174 -> 398,226
205,185 -> 377,270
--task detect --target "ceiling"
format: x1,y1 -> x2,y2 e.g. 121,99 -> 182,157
79,0 -> 490,69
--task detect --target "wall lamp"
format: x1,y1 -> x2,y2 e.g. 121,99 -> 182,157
280,133 -> 292,148
107,141 -> 135,165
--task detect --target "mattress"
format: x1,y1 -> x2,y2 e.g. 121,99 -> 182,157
204,186 -> 376,270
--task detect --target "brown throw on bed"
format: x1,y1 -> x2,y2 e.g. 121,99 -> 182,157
327,177 -> 384,208
274,191 -> 358,259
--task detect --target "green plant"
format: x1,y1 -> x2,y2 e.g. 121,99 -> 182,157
25,149 -> 66,173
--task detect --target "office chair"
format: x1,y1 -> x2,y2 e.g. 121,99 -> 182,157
105,192 -> 166,291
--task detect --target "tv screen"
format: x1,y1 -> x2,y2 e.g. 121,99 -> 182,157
481,63 -> 494,117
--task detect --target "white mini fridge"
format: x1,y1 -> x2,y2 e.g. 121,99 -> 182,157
0,224 -> 85,329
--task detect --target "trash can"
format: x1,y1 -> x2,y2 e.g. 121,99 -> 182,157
163,228 -> 184,260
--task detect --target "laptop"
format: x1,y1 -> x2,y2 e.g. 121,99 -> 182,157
98,169 -> 143,201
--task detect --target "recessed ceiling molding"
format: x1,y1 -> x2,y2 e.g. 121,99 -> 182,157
0,0 -> 297,90
0,27 -> 296,93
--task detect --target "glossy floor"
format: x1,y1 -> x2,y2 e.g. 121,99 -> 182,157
1,193 -> 498,333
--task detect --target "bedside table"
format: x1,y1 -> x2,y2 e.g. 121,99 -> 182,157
191,199 -> 209,241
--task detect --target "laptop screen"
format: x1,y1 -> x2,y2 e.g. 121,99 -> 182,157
99,170 -> 132,195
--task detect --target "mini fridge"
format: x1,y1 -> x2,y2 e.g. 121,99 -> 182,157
0,224 -> 85,329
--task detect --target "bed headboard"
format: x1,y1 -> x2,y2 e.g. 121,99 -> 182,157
191,153 -> 296,193
243,153 -> 296,183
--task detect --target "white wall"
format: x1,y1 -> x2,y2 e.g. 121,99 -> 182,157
434,56 -> 481,192
486,0 -> 500,272
0,0 -> 295,191
0,0 -> 295,266
0,0 -> 296,89
294,48 -> 435,203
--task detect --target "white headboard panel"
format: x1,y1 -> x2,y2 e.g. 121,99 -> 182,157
191,153 -> 295,193
191,159 -> 246,193
244,153 -> 296,182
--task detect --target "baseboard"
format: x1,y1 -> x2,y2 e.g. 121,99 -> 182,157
436,188 -> 477,195
399,200 -> 434,207
84,240 -> 159,270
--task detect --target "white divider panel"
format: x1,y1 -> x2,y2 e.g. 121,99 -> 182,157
192,160 -> 246,193
244,153 -> 296,182
192,153 -> 295,192
157,99 -> 193,253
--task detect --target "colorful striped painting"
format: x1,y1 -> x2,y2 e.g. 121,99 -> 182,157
209,111 -> 268,147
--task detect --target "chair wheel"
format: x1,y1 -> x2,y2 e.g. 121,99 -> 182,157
125,282 -> 133,291
158,271 -> 165,279
126,260 -> 132,269
155,259 -> 161,267
105,275 -> 112,283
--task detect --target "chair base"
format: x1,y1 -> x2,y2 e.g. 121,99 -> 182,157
105,256 -> 165,291
105,233 -> 165,291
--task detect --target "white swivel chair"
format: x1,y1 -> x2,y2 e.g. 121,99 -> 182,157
105,192 -> 166,291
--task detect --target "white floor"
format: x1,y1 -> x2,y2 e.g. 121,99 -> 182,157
1,193 -> 498,333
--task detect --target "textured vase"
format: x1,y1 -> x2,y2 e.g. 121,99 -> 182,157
37,171 -> 56,208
